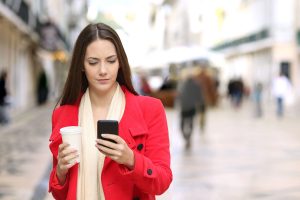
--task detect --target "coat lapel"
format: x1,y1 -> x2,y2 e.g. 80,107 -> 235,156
103,87 -> 148,166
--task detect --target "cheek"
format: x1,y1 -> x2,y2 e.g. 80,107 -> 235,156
112,65 -> 120,77
84,69 -> 96,80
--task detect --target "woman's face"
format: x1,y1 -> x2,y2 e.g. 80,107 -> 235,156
84,39 -> 119,95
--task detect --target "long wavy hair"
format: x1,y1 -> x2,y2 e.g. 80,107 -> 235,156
58,23 -> 137,106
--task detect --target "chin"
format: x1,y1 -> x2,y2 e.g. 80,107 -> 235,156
92,83 -> 115,93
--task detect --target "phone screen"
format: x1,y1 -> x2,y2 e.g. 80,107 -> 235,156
97,120 -> 119,143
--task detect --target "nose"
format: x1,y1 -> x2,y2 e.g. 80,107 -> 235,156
98,62 -> 107,76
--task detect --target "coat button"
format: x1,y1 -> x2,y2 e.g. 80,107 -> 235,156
137,144 -> 143,151
147,169 -> 152,175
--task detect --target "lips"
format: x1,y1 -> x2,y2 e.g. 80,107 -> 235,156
96,79 -> 109,84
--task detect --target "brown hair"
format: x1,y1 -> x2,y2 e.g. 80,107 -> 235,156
59,23 -> 137,106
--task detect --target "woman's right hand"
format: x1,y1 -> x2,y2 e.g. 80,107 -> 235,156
56,143 -> 79,185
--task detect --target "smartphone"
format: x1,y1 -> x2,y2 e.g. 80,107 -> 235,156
97,120 -> 119,143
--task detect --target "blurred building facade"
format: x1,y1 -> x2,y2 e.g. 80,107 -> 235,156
0,0 -> 87,115
163,0 -> 190,48
200,0 -> 300,101
163,0 -> 203,49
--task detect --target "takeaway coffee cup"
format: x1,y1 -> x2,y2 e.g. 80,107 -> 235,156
60,126 -> 81,163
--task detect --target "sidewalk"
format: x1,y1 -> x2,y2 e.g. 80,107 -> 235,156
0,103 -> 53,200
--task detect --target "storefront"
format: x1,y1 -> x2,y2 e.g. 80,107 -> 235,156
0,0 -> 69,116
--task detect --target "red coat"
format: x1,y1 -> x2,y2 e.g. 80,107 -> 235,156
48,87 -> 172,200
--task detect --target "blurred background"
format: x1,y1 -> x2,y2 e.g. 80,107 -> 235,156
0,0 -> 300,199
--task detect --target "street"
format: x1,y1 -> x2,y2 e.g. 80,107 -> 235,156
0,99 -> 300,200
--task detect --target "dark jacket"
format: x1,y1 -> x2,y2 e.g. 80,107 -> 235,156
178,77 -> 204,111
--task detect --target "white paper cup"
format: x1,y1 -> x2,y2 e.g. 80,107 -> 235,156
60,126 -> 81,163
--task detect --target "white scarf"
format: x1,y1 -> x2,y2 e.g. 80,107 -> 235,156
77,84 -> 125,199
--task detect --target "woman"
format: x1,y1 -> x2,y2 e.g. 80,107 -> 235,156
48,23 -> 172,200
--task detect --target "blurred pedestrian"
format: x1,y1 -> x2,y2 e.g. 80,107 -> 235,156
272,71 -> 292,117
37,71 -> 49,105
177,71 -> 204,148
252,82 -> 263,117
227,78 -> 234,102
194,67 -> 216,131
195,67 -> 217,107
140,75 -> 152,96
48,23 -> 172,200
0,70 -> 10,125
227,77 -> 244,108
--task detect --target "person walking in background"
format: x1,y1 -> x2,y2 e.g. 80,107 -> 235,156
272,71 -> 292,118
227,77 -> 244,109
252,82 -> 263,117
194,67 -> 215,131
195,67 -> 217,107
37,71 -> 49,105
140,75 -> 152,96
177,70 -> 204,149
233,77 -> 244,108
48,23 -> 172,200
227,78 -> 235,104
0,70 -> 10,125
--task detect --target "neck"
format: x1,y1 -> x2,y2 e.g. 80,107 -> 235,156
89,83 -> 118,108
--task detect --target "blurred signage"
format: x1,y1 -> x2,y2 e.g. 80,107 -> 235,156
53,50 -> 67,62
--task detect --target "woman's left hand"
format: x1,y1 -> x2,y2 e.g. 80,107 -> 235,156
95,134 -> 135,169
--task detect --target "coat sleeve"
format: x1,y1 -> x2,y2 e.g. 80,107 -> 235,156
119,98 -> 173,195
48,108 -> 70,200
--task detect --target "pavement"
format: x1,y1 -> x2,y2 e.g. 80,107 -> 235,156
0,99 -> 300,200
0,103 -> 53,200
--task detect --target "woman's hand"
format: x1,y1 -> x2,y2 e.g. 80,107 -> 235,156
56,143 -> 79,184
95,134 -> 135,170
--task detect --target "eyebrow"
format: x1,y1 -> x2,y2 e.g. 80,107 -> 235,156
87,55 -> 117,60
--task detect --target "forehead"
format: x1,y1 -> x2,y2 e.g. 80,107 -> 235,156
85,39 -> 117,57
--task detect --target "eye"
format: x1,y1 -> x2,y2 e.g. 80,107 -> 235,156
88,61 -> 98,65
88,59 -> 98,65
87,57 -> 99,65
107,60 -> 116,64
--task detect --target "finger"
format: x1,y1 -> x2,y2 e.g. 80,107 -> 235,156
61,147 -> 78,157
96,139 -> 119,149
96,143 -> 121,156
60,160 -> 77,170
96,139 -> 127,154
101,134 -> 122,143
58,143 -> 70,152
58,148 -> 77,162
58,143 -> 70,156
62,152 -> 79,164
